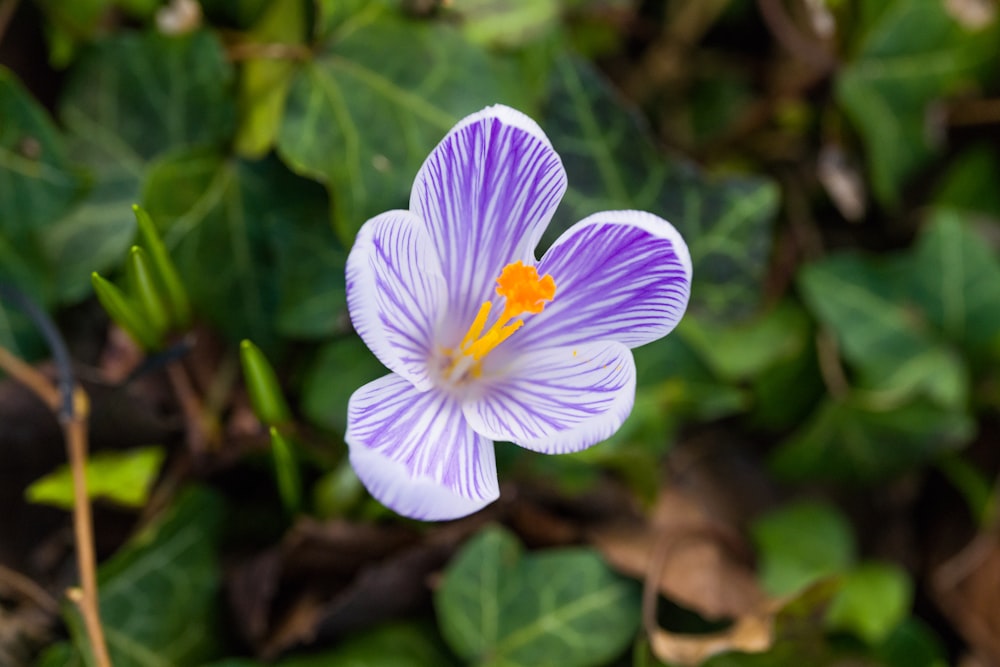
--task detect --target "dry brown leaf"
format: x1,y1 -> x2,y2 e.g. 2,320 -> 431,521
647,612 -> 775,665
590,488 -> 766,620
933,532 -> 1000,665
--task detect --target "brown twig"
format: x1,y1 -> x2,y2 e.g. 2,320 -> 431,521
166,361 -> 217,455
0,563 -> 60,615
757,0 -> 836,73
815,329 -> 850,400
0,283 -> 112,667
226,42 -> 311,62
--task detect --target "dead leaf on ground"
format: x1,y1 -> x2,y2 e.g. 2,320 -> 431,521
227,512 -> 494,659
587,474 -> 790,666
933,532 -> 1000,665
590,487 -> 766,620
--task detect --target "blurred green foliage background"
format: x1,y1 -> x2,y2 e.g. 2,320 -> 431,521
1,0 -> 999,666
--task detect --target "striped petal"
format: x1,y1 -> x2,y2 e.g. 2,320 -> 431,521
346,374 -> 499,521
410,105 -> 567,342
514,210 -> 691,352
346,210 -> 446,391
463,341 -> 636,454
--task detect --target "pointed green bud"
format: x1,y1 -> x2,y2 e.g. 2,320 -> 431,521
270,426 -> 302,514
240,339 -> 292,426
126,246 -> 170,338
91,272 -> 161,350
133,204 -> 192,329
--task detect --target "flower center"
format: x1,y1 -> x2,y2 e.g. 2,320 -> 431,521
444,261 -> 555,382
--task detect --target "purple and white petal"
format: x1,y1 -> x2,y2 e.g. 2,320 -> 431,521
514,210 -> 692,352
410,105 -> 567,339
463,341 -> 636,455
346,210 -> 446,391
346,374 -> 499,521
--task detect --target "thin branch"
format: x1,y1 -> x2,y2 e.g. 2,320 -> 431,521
226,42 -> 311,62
0,284 -> 112,667
757,0 -> 836,73
166,361 -> 217,454
815,329 -> 850,400
0,563 -> 60,615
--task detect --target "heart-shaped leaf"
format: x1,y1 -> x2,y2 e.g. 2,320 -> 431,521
435,525 -> 640,667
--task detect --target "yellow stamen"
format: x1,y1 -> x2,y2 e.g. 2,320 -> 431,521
455,261 -> 556,366
459,301 -> 492,350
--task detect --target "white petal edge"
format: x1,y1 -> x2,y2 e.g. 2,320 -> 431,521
446,104 -> 554,149
408,104 -> 567,338
463,341 -> 637,455
345,210 -> 445,391
513,209 -> 692,352
346,374 -> 500,521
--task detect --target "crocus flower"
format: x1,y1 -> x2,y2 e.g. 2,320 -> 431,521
345,105 -> 691,520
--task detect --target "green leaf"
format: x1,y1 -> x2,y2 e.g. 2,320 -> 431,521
679,303 -> 812,382
797,252 -> 970,407
0,67 -> 84,240
49,30 -> 236,305
41,167 -> 140,304
798,253 -> 932,378
66,488 -> 225,666
770,397 -> 974,483
234,0 -> 308,158
543,56 -> 779,321
141,150 -> 332,347
835,0 -> 1000,206
875,618 -> 948,667
133,204 -> 192,329
59,30 -> 236,163
270,427 -> 302,514
907,208 -> 1000,355
451,0 -> 561,48
435,525 -> 640,667
241,339 -> 292,426
751,501 -> 856,597
0,67 -> 84,351
91,271 -> 162,349
25,446 -> 165,509
825,562 -> 912,645
932,147 -> 1000,219
127,246 -> 171,337
302,336 -> 387,435
276,12 -> 532,244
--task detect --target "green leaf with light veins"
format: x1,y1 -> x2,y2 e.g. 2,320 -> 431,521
276,12 -> 531,245
543,56 -> 778,322
436,525 -> 640,667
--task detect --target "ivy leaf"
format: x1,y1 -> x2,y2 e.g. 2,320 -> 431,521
825,562 -> 913,645
0,67 -> 84,240
49,29 -> 236,304
836,0 -> 1000,206
770,396 -> 974,483
906,208 -> 1000,357
751,500 -> 856,597
234,0 -> 308,158
276,12 -> 531,244
798,252 -> 965,406
25,446 -> 165,509
141,151 -> 333,347
435,525 -> 640,667
60,30 -> 236,163
543,56 -> 778,321
0,67 -> 86,351
65,488 -> 225,667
